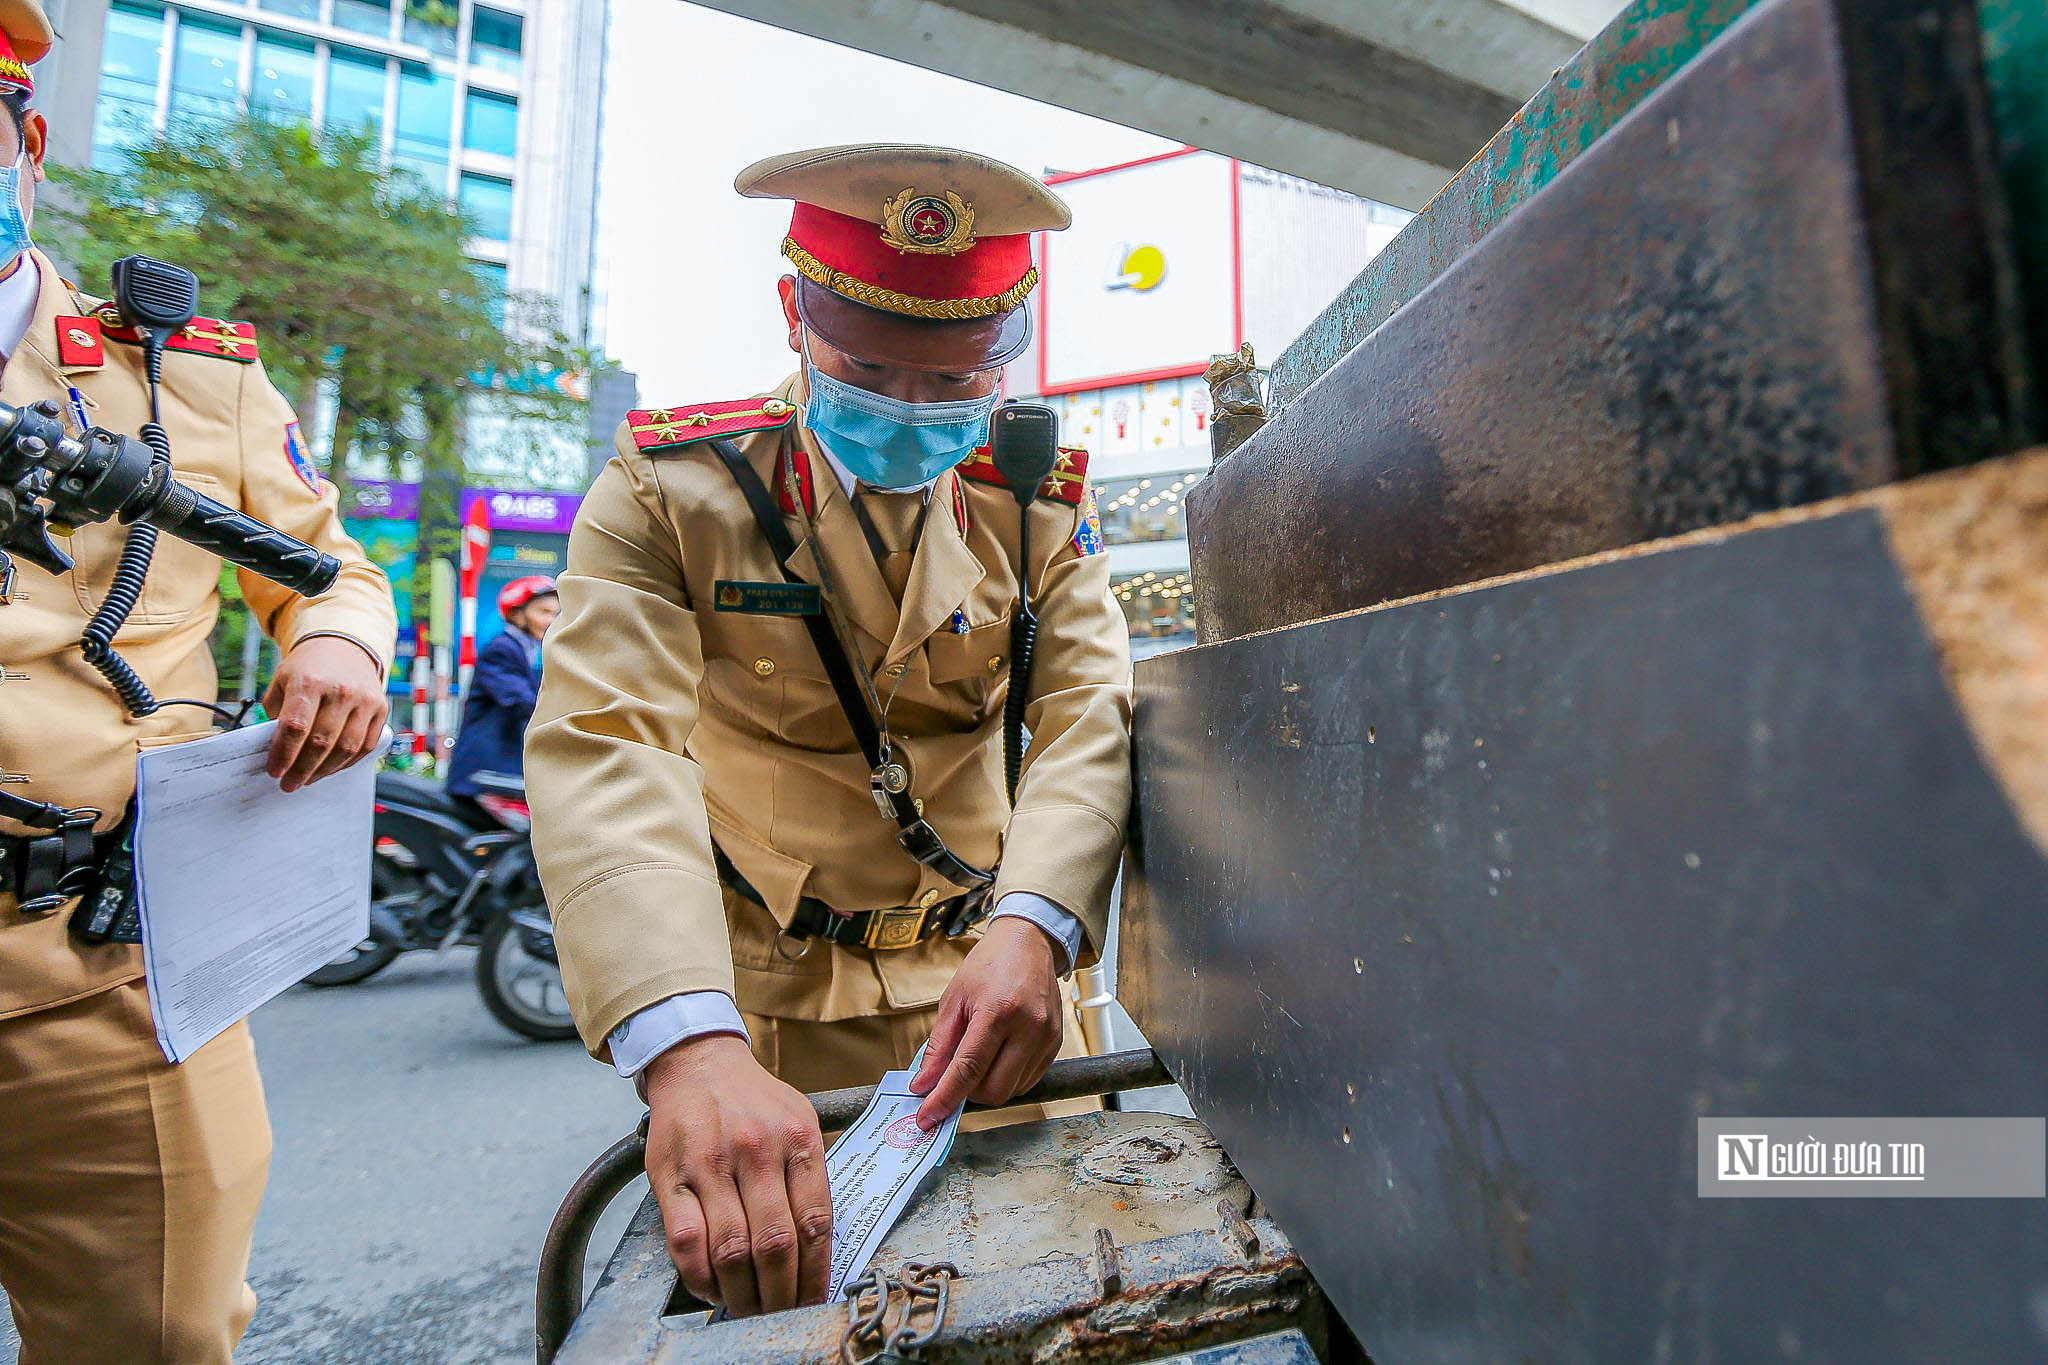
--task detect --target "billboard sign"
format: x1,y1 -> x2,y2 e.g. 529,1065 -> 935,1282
1037,148 -> 1241,395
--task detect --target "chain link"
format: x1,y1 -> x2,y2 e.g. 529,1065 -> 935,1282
838,1261 -> 960,1365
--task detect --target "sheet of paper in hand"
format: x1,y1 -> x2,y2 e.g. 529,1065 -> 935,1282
822,1055 -> 962,1302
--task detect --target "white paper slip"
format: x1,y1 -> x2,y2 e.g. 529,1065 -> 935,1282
134,721 -> 376,1063
822,1063 -> 962,1302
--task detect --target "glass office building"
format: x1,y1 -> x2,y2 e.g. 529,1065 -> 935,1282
57,0 -> 605,361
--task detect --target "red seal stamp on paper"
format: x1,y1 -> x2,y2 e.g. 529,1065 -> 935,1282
883,1115 -> 931,1150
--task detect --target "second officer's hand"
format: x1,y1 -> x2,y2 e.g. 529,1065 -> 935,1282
643,1034 -> 833,1317
263,636 -> 389,792
909,917 -> 1063,1130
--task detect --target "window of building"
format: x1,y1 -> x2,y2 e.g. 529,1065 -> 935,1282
256,0 -> 320,21
392,62 -> 453,188
91,3 -> 166,169
403,2 -> 459,57
1113,571 -> 1196,644
1094,472 -> 1199,546
333,0 -> 393,40
472,259 -> 508,326
469,6 -> 522,75
251,33 -> 316,121
459,173 -> 513,242
324,48 -> 388,140
169,16 -> 243,127
463,88 -> 517,158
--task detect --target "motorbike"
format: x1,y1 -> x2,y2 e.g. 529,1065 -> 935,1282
305,769 -> 577,1042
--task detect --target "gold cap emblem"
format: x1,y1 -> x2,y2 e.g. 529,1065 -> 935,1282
881,188 -> 977,256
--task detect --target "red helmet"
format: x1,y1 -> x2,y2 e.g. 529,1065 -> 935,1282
497,575 -> 558,614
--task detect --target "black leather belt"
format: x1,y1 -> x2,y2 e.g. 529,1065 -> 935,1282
713,845 -> 985,951
0,815 -> 117,915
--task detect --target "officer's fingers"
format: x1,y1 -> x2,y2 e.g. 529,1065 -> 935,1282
303,703 -> 368,784
909,992 -> 968,1097
654,1181 -> 717,1305
266,679 -> 321,782
696,1173 -> 762,1318
972,1037 -> 1035,1108
732,1129 -> 804,1314
788,1139 -> 833,1307
282,691 -> 346,792
916,1015 -> 997,1130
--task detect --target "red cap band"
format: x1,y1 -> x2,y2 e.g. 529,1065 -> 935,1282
0,28 -> 31,99
783,204 -> 1037,321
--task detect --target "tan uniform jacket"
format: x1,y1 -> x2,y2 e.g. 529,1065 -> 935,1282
528,373 -> 1133,1051
0,251 -> 397,1019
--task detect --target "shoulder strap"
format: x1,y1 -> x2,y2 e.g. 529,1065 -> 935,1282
707,438 -> 993,892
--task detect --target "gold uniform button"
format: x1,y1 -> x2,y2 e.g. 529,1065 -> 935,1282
753,657 -> 776,677
987,655 -> 1004,673
884,662 -> 906,678
918,888 -> 942,910
761,397 -> 792,415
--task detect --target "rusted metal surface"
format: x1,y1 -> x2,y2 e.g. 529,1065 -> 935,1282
540,1052 -> 1174,1362
1125,490 -> 2048,1358
1191,0 -> 2030,643
1266,0 -> 1766,411
556,1111 -> 1328,1364
553,1110 -> 1329,1364
1982,0 -> 2048,405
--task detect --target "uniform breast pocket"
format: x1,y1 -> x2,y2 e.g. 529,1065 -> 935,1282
697,615 -> 816,728
68,471 -> 240,625
926,616 -> 1012,693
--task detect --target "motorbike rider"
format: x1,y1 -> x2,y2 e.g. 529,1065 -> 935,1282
446,574 -> 556,819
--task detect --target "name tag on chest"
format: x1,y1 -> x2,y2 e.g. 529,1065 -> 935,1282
713,580 -> 822,616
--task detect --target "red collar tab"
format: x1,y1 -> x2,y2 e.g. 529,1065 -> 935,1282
776,444 -> 817,519
626,397 -> 798,453
93,306 -> 259,364
955,445 -> 1090,506
54,315 -> 104,369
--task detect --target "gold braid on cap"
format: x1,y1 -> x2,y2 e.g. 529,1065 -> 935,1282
781,238 -> 1039,321
0,58 -> 29,88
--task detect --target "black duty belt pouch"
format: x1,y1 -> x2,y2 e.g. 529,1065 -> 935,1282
705,437 -> 994,918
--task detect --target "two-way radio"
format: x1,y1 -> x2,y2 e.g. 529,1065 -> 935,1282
988,402 -> 1063,804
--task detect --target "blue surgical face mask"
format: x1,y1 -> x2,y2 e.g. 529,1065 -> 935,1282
800,333 -> 1000,490
0,153 -> 32,268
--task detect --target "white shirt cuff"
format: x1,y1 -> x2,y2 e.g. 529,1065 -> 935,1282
608,991 -> 750,1080
988,892 -> 1086,976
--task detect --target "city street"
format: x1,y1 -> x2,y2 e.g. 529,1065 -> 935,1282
1,953 -> 644,1365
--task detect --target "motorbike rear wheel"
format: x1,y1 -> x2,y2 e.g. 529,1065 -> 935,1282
303,856 -> 409,987
476,910 -> 578,1041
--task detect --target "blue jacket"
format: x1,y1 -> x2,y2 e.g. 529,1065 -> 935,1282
446,629 -> 539,796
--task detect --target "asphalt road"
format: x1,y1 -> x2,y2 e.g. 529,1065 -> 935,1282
1,951 -> 645,1365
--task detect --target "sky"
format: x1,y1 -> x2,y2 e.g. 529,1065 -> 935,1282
593,1 -> 1179,403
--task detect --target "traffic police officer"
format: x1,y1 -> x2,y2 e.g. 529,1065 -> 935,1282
527,144 -> 1132,1318
0,2 -> 397,1356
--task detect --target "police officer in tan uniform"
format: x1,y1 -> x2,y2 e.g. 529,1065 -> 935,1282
0,4 -> 397,1356
527,145 -> 1132,1317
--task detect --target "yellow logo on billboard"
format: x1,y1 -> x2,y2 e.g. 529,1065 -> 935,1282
1106,243 -> 1167,293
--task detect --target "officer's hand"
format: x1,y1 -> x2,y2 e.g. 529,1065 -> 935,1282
643,1034 -> 833,1317
909,917 -> 1063,1130
264,637 -> 389,792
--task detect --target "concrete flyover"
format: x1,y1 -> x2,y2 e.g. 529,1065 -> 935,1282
684,0 -> 1617,208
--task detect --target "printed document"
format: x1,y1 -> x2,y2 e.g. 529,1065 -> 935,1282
134,721 -> 374,1062
823,1054 -> 962,1301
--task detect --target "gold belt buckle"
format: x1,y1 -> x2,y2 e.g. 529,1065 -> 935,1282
862,905 -> 928,951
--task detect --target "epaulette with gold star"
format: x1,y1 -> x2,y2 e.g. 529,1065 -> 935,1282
91,305 -> 259,363
626,397 -> 798,453
956,445 -> 1090,506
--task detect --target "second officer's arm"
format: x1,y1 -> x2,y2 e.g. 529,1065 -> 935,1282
525,443 -> 832,1318
229,353 -> 396,788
